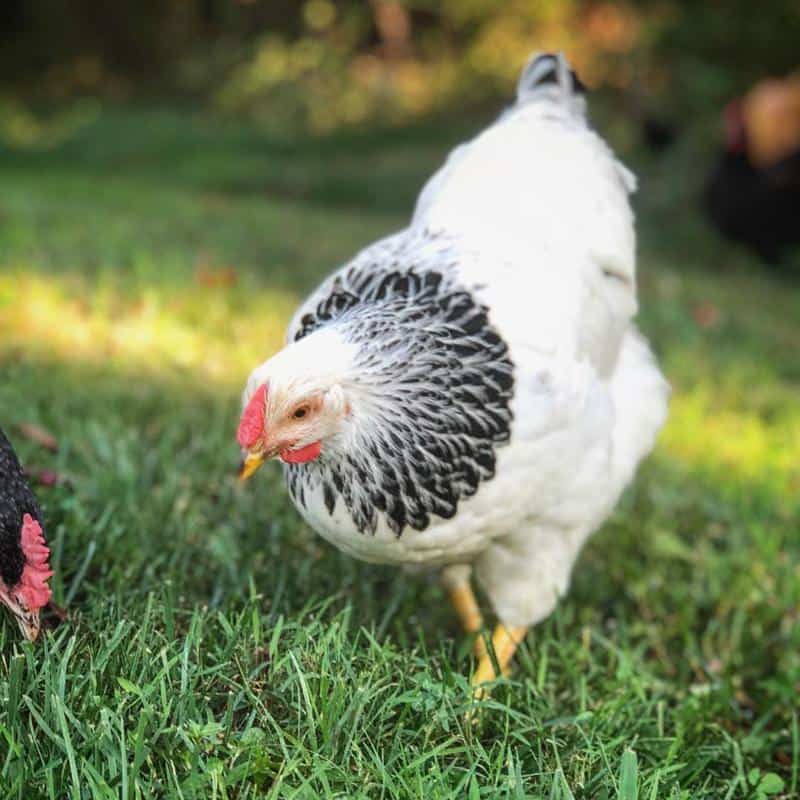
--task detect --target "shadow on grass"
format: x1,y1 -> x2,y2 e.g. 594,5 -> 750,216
0,106 -> 481,216
0,108 -> 466,300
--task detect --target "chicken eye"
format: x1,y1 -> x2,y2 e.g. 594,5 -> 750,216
292,406 -> 309,420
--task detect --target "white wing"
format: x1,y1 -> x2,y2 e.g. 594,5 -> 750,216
412,52 -> 638,377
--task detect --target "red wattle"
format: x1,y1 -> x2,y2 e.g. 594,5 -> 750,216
238,384 -> 268,448
18,514 -> 52,610
280,441 -> 322,464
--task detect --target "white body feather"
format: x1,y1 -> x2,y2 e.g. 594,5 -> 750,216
280,54 -> 669,627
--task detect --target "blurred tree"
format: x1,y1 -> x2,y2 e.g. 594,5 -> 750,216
0,1 -> 797,131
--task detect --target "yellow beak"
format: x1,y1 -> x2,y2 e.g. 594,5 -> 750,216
238,452 -> 265,481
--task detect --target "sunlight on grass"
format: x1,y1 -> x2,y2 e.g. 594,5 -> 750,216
661,388 -> 800,493
1,271 -> 296,387
5,270 -> 799,497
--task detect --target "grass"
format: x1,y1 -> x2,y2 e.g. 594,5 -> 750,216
0,104 -> 798,799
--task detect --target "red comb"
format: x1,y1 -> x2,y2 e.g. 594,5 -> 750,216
18,514 -> 53,610
237,383 -> 268,449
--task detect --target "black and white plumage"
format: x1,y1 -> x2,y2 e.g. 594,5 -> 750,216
286,259 -> 514,538
239,52 -> 668,636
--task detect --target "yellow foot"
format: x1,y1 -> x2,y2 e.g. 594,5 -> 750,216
470,624 -> 528,703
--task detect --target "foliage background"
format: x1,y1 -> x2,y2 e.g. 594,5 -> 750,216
2,0 -> 800,133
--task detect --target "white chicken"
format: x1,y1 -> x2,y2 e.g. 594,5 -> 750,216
238,52 -> 669,688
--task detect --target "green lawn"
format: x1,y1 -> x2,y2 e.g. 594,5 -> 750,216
0,106 -> 798,799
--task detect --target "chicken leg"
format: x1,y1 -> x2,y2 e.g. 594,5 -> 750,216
443,568 -> 529,719
441,564 -> 486,657
471,624 -> 528,694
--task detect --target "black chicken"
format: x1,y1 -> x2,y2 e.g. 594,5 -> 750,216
705,95 -> 800,265
0,427 -> 53,640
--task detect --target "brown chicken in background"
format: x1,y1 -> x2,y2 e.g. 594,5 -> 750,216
705,71 -> 800,264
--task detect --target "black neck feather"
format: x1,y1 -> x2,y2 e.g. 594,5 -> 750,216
286,262 -> 514,536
